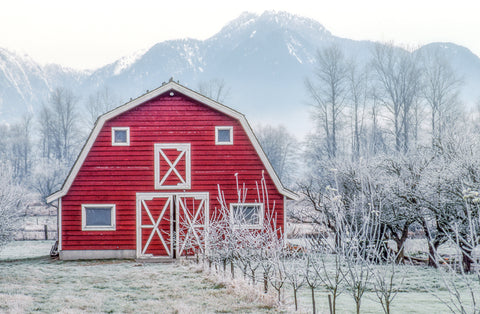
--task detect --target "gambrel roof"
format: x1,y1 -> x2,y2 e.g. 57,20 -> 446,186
46,81 -> 298,203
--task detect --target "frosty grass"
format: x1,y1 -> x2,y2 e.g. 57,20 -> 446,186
0,240 -> 470,313
0,241 -> 276,313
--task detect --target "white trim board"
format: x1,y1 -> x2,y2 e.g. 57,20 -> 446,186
46,81 -> 299,203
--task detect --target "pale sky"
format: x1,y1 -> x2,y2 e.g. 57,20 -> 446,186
1,0 -> 479,70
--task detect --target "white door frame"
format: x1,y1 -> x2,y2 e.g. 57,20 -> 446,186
136,192 -> 209,259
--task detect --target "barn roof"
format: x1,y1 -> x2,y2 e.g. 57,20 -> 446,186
46,80 -> 299,203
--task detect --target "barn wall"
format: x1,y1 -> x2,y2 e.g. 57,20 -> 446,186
61,93 -> 284,252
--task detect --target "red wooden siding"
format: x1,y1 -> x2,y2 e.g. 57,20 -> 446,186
61,92 -> 284,251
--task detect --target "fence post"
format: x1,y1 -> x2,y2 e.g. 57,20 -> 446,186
328,294 -> 333,314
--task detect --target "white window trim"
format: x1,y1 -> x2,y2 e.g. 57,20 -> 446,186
112,127 -> 130,146
230,203 -> 264,229
215,126 -> 233,145
154,143 -> 191,190
82,204 -> 116,231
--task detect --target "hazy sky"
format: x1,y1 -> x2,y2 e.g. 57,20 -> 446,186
1,0 -> 478,70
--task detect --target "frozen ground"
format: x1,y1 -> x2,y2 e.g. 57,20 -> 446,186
0,240 -> 54,260
0,241 -> 277,313
1,241 -> 477,313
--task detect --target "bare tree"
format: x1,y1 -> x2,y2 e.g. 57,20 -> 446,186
379,151 -> 432,262
306,45 -> 348,159
346,61 -> 369,160
421,48 -> 462,145
0,163 -> 26,248
255,124 -> 298,187
2,113 -> 33,182
39,88 -> 82,164
85,86 -> 120,128
371,43 -> 422,153
302,251 -> 323,314
429,191 -> 480,313
30,158 -> 69,203
198,78 -> 231,103
370,250 -> 404,314
284,252 -> 305,311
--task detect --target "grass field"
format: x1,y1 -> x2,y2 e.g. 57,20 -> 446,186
0,241 -> 477,313
0,241 -> 277,313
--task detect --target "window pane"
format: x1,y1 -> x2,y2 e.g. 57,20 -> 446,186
86,207 -> 112,226
233,205 -> 260,225
217,129 -> 231,142
114,130 -> 127,143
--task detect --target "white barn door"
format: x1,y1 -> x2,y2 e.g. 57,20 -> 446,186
176,193 -> 209,257
136,193 -> 174,258
136,192 -> 208,259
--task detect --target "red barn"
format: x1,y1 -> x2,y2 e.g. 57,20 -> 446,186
47,81 -> 297,260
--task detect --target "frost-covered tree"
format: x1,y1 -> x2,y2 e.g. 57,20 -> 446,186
371,43 -> 422,153
346,61 -> 369,160
305,45 -> 348,159
0,163 -> 27,248
378,152 -> 431,262
197,78 -> 231,104
421,48 -> 462,145
30,158 -> 69,203
85,86 -> 120,128
0,114 -> 33,182
39,88 -> 82,164
255,124 -> 298,188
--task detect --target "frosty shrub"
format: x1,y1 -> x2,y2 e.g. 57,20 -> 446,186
0,163 -> 26,248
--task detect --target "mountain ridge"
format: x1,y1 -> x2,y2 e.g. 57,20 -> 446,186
1,11 -> 479,137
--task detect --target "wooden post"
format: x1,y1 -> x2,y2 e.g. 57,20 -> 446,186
44,225 -> 48,240
264,272 -> 268,294
328,294 -> 333,314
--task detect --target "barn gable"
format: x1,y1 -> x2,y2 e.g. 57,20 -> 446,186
47,81 -> 297,203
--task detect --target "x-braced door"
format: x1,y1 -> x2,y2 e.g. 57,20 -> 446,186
136,192 -> 209,258
136,193 -> 174,258
176,193 -> 209,257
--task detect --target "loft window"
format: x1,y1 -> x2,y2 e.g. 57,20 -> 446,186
112,127 -> 130,146
82,204 -> 116,231
215,126 -> 233,145
230,203 -> 264,229
154,143 -> 191,190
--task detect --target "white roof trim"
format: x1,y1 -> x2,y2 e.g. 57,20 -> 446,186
46,81 -> 299,203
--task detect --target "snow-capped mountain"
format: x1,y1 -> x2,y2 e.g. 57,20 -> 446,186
0,48 -> 88,122
1,11 -> 480,136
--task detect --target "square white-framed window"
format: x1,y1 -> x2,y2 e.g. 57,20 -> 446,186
112,127 -> 130,146
215,126 -> 233,145
82,204 -> 116,231
230,203 -> 264,229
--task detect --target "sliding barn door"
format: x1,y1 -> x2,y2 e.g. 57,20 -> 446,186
136,193 -> 174,258
176,193 -> 209,257
136,192 -> 209,258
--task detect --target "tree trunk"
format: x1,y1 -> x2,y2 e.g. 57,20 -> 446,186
394,224 -> 410,264
264,273 -> 268,293
294,288 -> 298,311
311,286 -> 316,314
421,218 -> 438,267
461,245 -> 474,273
